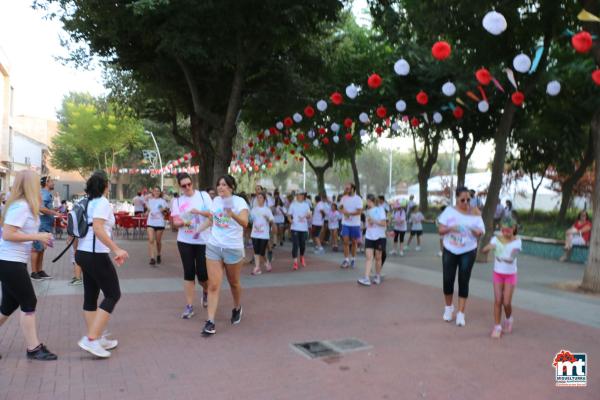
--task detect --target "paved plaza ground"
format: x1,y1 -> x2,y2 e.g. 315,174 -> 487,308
0,232 -> 598,400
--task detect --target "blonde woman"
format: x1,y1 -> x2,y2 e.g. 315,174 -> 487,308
0,170 -> 57,360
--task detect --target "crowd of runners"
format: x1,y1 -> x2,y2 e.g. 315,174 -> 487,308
4,167 -> 587,362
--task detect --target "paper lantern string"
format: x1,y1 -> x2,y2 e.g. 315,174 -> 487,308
491,77 -> 505,93
455,98 -> 467,107
578,9 -> 600,23
504,68 -> 518,89
528,46 -> 544,74
466,91 -> 480,102
477,85 -> 488,102
563,29 -> 598,39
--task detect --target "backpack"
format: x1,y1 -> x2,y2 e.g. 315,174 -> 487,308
52,197 -> 95,262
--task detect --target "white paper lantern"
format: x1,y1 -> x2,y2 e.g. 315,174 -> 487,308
276,122 -> 284,130
261,164 -> 266,170
264,129 -> 270,137
345,84 -> 359,99
296,146 -> 302,153
276,142 -> 283,149
482,11 -> 507,35
394,58 -> 410,76
359,112 -> 369,124
546,80 -> 561,96
316,100 -> 328,112
433,112 -> 443,124
293,113 -> 303,123
291,136 -> 297,144
333,135 -> 340,143
391,122 -> 400,132
442,81 -> 456,97
513,54 -> 531,73
331,123 -> 340,132
313,139 -> 319,147
478,101 -> 489,113
360,129 -> 368,136
308,129 -> 315,139
395,100 -> 407,112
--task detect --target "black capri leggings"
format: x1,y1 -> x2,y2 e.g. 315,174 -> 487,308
393,230 -> 406,243
75,251 -> 121,314
252,238 -> 269,257
0,260 -> 37,315
442,248 -> 477,298
177,242 -> 208,282
291,230 -> 307,258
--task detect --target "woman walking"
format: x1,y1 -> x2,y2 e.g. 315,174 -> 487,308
202,175 -> 249,336
0,170 -> 57,360
170,173 -> 213,319
358,194 -> 387,286
437,187 -> 485,327
390,202 -> 407,256
273,197 -> 287,246
287,192 -> 312,270
328,203 -> 342,251
146,187 -> 168,266
76,171 -> 129,358
250,192 -> 274,275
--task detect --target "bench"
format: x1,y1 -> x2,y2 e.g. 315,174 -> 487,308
519,235 -> 589,264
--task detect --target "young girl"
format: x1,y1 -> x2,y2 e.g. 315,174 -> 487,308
407,205 -> 424,251
358,194 -> 387,286
328,204 -> 342,252
250,193 -> 274,275
273,197 -> 287,246
482,218 -> 522,339
391,203 -> 407,256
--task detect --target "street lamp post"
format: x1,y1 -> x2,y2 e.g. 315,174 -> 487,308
145,130 -> 164,191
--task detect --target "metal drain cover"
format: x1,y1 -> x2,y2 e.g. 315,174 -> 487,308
327,338 -> 371,353
292,341 -> 339,359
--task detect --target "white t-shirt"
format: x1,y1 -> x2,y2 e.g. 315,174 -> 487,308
0,200 -> 39,263
251,195 -> 275,209
365,206 -> 387,240
438,206 -> 485,255
208,195 -> 249,249
410,212 -> 425,231
328,210 -> 342,229
312,201 -> 327,226
273,205 -> 287,224
251,206 -> 274,240
170,190 -> 213,245
146,197 -> 168,227
341,194 -> 363,227
392,208 -> 407,231
78,196 -> 115,253
288,201 -> 311,232
133,196 -> 146,212
491,236 -> 522,275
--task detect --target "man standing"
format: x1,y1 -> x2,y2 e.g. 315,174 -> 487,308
133,191 -> 146,215
340,183 -> 363,268
31,176 -> 61,280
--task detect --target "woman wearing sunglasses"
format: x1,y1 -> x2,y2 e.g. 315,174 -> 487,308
437,187 -> 485,327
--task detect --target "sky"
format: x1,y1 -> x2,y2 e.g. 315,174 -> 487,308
0,0 -> 492,169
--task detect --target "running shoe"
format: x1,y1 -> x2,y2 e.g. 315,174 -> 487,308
357,277 -> 372,286
490,325 -> 502,339
149,258 -> 156,266
372,275 -> 381,285
157,255 -> 162,264
390,250 -> 397,255
350,259 -> 355,269
181,305 -> 194,319
265,261 -> 272,272
300,256 -> 306,267
251,266 -> 262,275
78,336 -> 110,358
202,320 -> 216,336
69,277 -> 83,286
340,259 -> 349,269
399,251 -> 405,257
99,334 -> 118,350
443,305 -> 454,322
292,261 -> 299,271
26,344 -> 57,361
415,246 -> 421,251
503,316 -> 514,334
202,292 -> 208,308
37,271 -> 53,280
437,251 -> 443,257
231,307 -> 243,325
30,272 -> 43,281
456,312 -> 466,327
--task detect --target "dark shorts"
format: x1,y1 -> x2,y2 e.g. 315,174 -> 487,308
312,225 -> 322,237
148,226 -> 165,231
411,230 -> 423,237
252,238 -> 269,256
365,238 -> 387,252
341,225 -> 361,240
393,230 -> 406,243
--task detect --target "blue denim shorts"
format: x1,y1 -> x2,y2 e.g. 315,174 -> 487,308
32,225 -> 53,252
206,243 -> 245,265
341,225 -> 361,240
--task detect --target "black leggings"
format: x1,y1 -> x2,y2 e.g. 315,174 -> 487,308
75,251 -> 121,313
393,230 -> 406,243
177,242 -> 207,282
0,260 -> 37,315
252,238 -> 269,257
291,230 -> 307,258
442,248 -> 477,298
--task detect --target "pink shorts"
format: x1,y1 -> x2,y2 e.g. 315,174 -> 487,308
493,271 -> 517,285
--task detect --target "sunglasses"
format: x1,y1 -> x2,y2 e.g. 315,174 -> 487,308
180,183 -> 192,189
459,197 -> 471,203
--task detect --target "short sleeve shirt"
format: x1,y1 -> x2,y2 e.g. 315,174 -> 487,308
40,188 -> 54,229
393,209 -> 407,231
0,200 -> 39,263
170,190 -> 213,245
341,194 -> 363,227
208,195 -> 249,249
78,196 -> 115,253
251,206 -> 274,239
146,198 -> 168,228
312,202 -> 326,226
288,201 -> 311,232
491,236 -> 522,275
365,206 -> 387,240
438,206 -> 485,255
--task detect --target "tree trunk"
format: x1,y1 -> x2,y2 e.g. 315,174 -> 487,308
302,151 -> 333,197
417,170 -> 429,212
350,151 -> 360,197
456,154 -> 469,189
314,167 -> 326,197
116,173 -> 124,201
581,108 -> 600,292
529,170 -> 545,219
189,114 -> 215,189
477,103 -> 518,262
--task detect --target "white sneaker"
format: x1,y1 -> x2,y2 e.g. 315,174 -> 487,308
389,250 -> 397,255
456,312 -> 466,327
415,246 -> 421,251
437,251 -> 443,257
372,275 -> 381,285
443,305 -> 454,322
357,277 -> 371,286
99,335 -> 118,350
399,251 -> 405,257
78,336 -> 111,358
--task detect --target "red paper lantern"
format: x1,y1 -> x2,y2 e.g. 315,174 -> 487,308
257,132 -> 265,141
511,91 -> 525,106
318,127 -> 327,135
330,92 -> 343,105
345,133 -> 353,141
275,155 -> 281,161
416,91 -> 429,105
344,118 -> 353,128
475,68 -> 492,85
304,106 -> 315,118
269,127 -> 277,135
410,117 -> 419,127
375,126 -> 383,136
284,117 -> 293,127
254,165 -> 259,172
453,106 -> 464,119
248,141 -> 254,148
572,31 -> 593,54
592,69 -> 600,86
290,149 -> 296,155
367,73 -> 382,89
297,133 -> 305,141
432,41 -> 451,60
267,163 -> 273,169
303,143 -> 310,150
283,137 -> 291,145
376,105 -> 387,119
270,146 -> 276,153
322,137 -> 330,145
